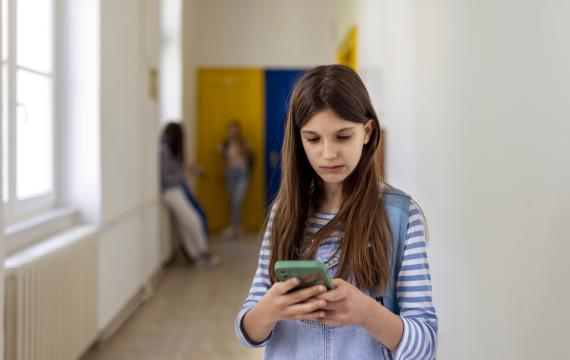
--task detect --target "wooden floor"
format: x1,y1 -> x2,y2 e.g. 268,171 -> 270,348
82,234 -> 264,360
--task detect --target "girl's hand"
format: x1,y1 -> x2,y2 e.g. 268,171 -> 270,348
257,278 -> 329,323
315,278 -> 374,326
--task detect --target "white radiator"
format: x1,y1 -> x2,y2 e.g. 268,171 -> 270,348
4,226 -> 99,360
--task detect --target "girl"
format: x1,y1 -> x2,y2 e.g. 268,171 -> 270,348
160,122 -> 219,266
235,65 -> 437,359
220,120 -> 252,238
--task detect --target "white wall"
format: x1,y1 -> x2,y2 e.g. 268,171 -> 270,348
141,0 -> 165,278
59,0 -> 102,224
0,129 -> 3,356
192,0 -> 336,67
60,0 -> 164,332
160,0 -> 182,123
0,1 -> 4,355
415,2 -> 570,358
100,0 -> 143,225
182,0 -> 198,162
346,1 -> 570,358
98,216 -> 144,327
182,0 -> 336,160
97,0 -> 163,330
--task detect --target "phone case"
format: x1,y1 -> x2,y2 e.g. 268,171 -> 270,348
275,260 -> 334,290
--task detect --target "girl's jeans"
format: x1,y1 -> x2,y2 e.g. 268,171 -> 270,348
225,166 -> 249,228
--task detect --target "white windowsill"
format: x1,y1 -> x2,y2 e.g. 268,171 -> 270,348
5,206 -> 81,257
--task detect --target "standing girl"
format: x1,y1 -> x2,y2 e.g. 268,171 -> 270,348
221,120 -> 252,238
235,65 -> 437,359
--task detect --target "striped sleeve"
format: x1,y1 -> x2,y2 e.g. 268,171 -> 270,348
392,201 -> 438,360
234,205 -> 276,348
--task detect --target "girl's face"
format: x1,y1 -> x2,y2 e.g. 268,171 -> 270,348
300,108 -> 373,185
228,123 -> 240,138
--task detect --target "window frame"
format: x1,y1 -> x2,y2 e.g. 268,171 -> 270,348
2,0 -> 59,225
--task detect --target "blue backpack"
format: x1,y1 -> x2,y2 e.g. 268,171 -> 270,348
371,185 -> 412,315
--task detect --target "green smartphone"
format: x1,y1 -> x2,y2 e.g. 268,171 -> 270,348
275,260 -> 335,291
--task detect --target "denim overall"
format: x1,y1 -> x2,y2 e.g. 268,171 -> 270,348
264,186 -> 411,360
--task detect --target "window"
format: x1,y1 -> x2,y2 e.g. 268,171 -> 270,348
2,0 -> 56,223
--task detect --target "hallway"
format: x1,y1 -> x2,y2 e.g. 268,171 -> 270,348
83,235 -> 264,360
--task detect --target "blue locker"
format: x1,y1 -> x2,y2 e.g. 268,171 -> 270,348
264,70 -> 306,206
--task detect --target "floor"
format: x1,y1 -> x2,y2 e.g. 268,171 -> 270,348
82,234 -> 265,360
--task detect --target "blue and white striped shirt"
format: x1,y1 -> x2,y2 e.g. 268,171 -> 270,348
236,201 -> 438,359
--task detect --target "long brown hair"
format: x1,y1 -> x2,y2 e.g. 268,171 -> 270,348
267,65 -> 393,292
161,122 -> 185,162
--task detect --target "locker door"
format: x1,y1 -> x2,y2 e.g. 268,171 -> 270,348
264,70 -> 306,205
196,68 -> 265,231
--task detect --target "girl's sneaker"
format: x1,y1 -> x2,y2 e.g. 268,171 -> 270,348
197,253 -> 221,268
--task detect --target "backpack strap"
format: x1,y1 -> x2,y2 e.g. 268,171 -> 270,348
371,185 -> 411,314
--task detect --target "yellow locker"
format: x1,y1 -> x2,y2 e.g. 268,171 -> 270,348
337,26 -> 358,70
196,68 -> 265,232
